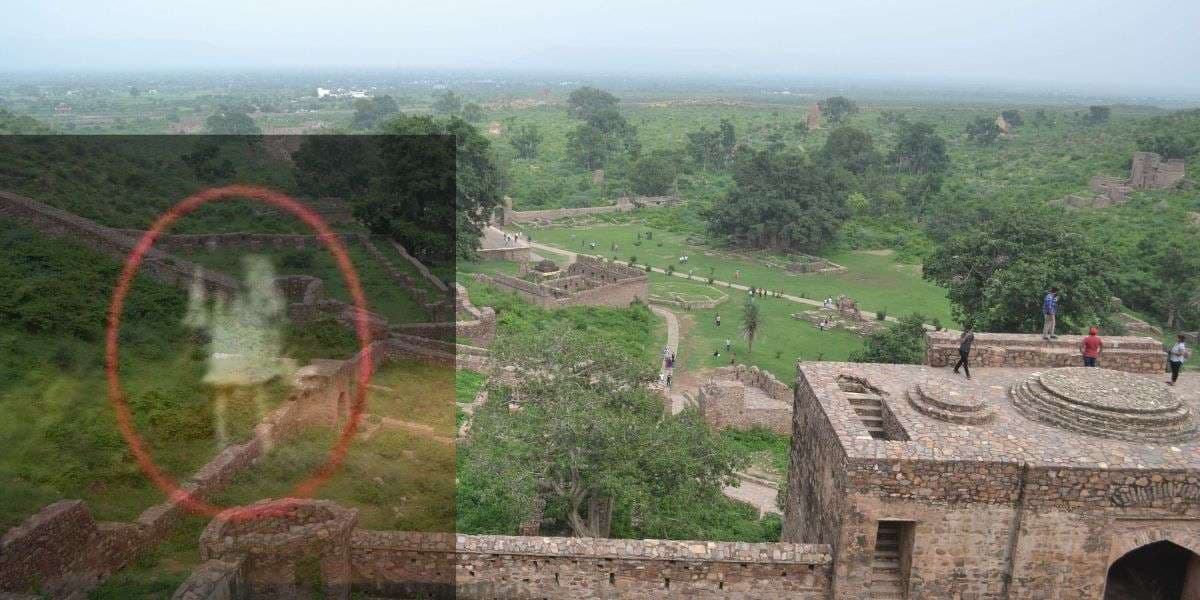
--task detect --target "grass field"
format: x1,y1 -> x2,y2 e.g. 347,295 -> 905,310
522,223 -> 955,324
657,273 -> 865,383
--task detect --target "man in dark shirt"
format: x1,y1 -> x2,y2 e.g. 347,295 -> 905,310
953,325 -> 975,379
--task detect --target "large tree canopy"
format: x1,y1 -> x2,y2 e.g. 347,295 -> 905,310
818,96 -> 859,124
564,86 -> 639,169
923,204 -> 1118,332
353,115 -> 500,260
820,126 -> 879,174
889,122 -> 948,175
205,107 -> 260,135
706,149 -> 849,253
461,325 -> 743,538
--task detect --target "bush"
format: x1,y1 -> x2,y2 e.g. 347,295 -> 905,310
644,264 -> 652,272
629,256 -> 637,264
666,265 -> 675,275
280,251 -> 314,270
876,309 -> 888,321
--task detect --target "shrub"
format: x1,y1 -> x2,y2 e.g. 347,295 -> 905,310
932,318 -> 942,331
657,242 -> 663,247
280,251 -> 314,270
876,309 -> 888,321
633,240 -> 642,247
629,255 -> 637,264
665,265 -> 675,275
644,264 -> 652,272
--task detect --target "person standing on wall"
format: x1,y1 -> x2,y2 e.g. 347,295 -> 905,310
953,324 -> 975,379
1167,334 -> 1191,386
1080,326 -> 1103,367
1042,287 -> 1060,340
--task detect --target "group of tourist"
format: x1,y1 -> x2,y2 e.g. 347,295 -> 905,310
951,286 -> 1193,384
660,347 -> 676,388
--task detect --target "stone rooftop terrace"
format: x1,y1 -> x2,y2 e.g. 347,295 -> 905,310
797,361 -> 1200,470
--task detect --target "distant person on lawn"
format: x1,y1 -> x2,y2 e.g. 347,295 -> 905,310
953,324 -> 974,379
1042,287 -> 1060,340
715,313 -> 721,327
1167,334 -> 1191,386
1080,327 -> 1103,367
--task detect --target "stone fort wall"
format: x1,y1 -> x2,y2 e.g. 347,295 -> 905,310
925,331 -> 1165,373
176,522 -> 833,600
0,337 -> 454,597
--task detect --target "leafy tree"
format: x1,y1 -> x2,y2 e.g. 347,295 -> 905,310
128,86 -> 141,97
356,115 -> 500,260
351,95 -> 399,130
564,87 -> 639,169
820,126 -> 879,174
848,313 -> 928,364
706,149 -> 849,253
204,106 -> 260,135
508,123 -> 544,159
923,204 -> 1118,332
719,118 -> 736,159
741,299 -> 760,353
818,96 -> 858,124
1135,109 -> 1200,158
462,102 -> 484,123
462,325 -> 743,538
629,151 -> 679,196
1000,110 -> 1023,127
889,122 -> 948,174
686,126 -> 724,170
1031,109 -> 1053,128
292,136 -> 375,198
965,116 -> 1000,145
431,90 -> 463,115
1134,229 -> 1200,329
181,142 -> 235,181
1085,105 -> 1111,125
567,86 -> 620,121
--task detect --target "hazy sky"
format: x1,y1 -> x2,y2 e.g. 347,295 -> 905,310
3,0 -> 1199,91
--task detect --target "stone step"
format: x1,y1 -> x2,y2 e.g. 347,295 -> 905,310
854,407 -> 884,418
1012,381 -> 1190,434
874,549 -> 899,559
872,571 -> 904,583
844,391 -> 883,401
906,390 -> 994,425
1012,382 -> 1196,441
914,385 -> 987,414
872,559 -> 900,571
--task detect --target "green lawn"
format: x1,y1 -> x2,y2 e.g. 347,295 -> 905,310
519,223 -> 954,324
658,273 -> 864,383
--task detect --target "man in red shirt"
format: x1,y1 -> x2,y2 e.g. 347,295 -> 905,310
1080,326 -> 1103,367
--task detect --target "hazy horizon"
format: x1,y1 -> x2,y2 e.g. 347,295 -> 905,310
3,0 -> 1200,96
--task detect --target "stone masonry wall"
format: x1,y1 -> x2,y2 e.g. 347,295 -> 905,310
1130,151 -> 1186,189
351,532 -> 832,600
698,365 -> 793,435
782,367 -> 850,548
925,331 -> 1165,373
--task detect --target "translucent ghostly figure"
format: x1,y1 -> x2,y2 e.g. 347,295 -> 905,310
185,256 -> 295,450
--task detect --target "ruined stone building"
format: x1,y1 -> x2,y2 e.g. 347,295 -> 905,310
1063,151 -> 1188,208
784,332 -> 1200,599
475,255 -> 648,309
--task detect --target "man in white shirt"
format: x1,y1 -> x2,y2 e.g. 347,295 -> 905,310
1167,334 -> 1191,386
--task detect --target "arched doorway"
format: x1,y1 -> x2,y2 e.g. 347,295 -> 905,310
1104,540 -> 1200,600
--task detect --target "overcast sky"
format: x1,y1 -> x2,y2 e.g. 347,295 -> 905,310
3,0 -> 1198,92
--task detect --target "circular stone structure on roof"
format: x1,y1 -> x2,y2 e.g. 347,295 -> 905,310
906,380 -> 995,425
1010,367 -> 1197,443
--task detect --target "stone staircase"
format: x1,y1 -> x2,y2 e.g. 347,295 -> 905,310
839,379 -> 888,440
870,521 -> 905,599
